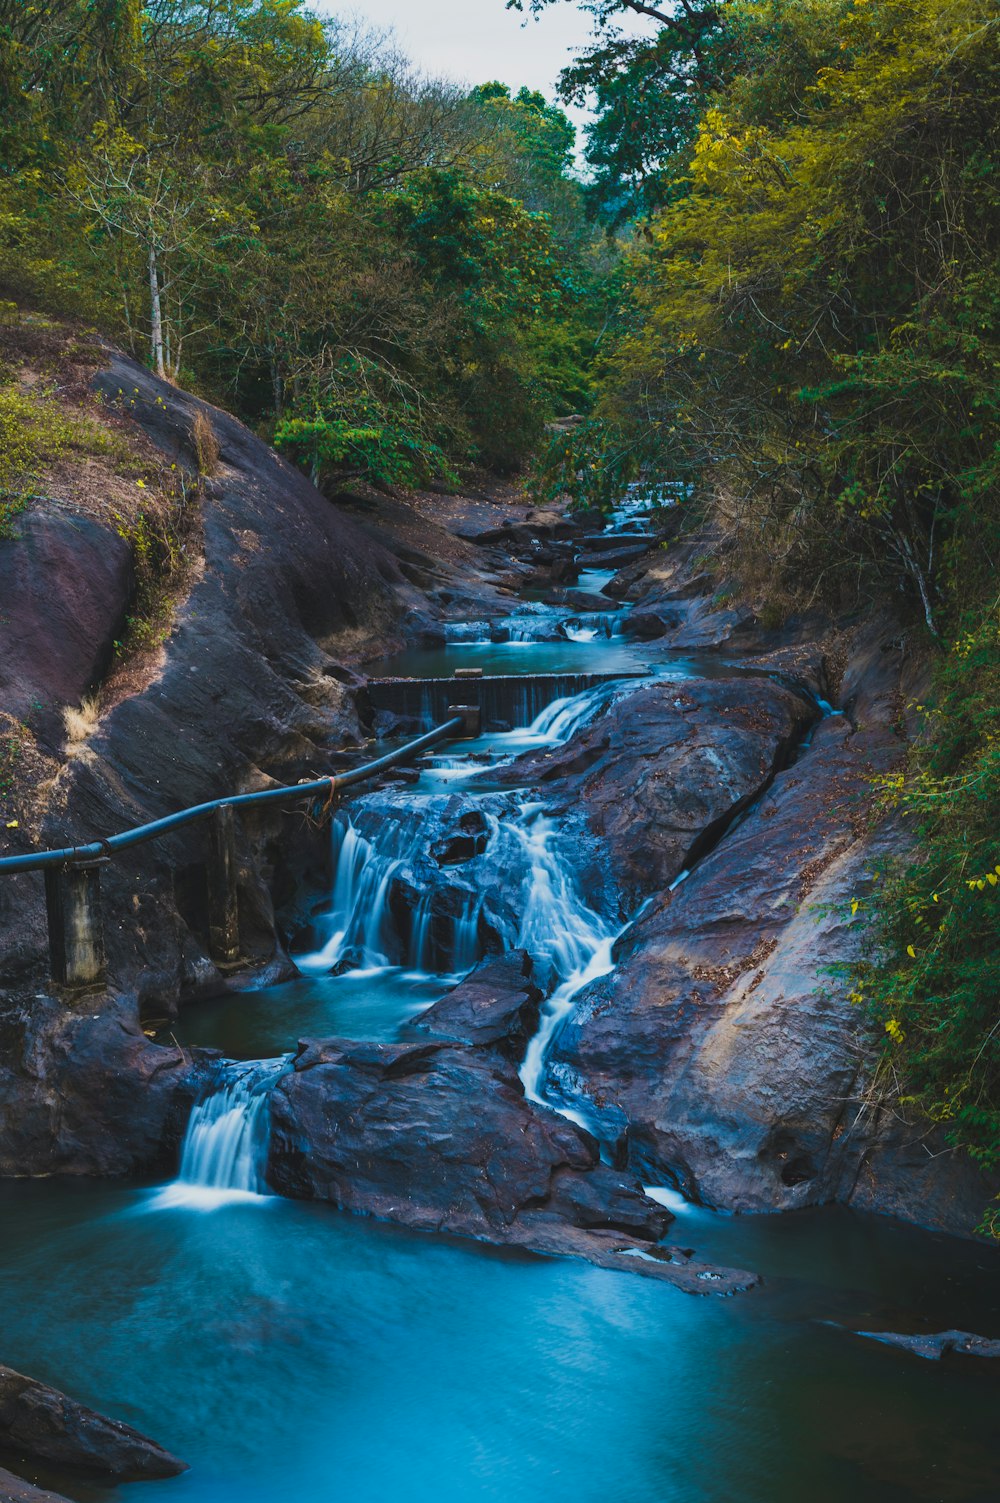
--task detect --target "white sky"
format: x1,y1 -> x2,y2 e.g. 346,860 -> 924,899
318,0 -> 652,155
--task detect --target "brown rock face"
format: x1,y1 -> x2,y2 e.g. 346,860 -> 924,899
0,1364 -> 187,1480
539,621 -> 997,1236
1,349 -> 407,1006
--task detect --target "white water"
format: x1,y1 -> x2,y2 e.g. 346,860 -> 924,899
151,1058 -> 288,1210
295,803 -> 482,977
499,808 -> 618,1111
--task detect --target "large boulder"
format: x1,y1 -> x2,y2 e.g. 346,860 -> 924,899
0,1364 -> 187,1480
268,961 -> 760,1295
547,625 -> 997,1236
0,995 -> 204,1177
498,675 -> 816,899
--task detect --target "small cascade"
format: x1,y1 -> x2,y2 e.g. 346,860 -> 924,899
295,799 -> 482,978
523,681 -> 620,745
491,807 -> 617,1114
151,1058 -> 288,1210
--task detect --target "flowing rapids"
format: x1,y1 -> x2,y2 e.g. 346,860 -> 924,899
150,1058 -> 289,1209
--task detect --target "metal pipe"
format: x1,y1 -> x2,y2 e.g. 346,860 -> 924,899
0,716 -> 464,876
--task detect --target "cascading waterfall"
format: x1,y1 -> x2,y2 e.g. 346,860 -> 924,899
295,799 -> 482,978
151,1058 -> 289,1210
523,681 -> 620,745
488,806 -> 618,1116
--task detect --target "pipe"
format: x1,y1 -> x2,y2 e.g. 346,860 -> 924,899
0,716 -> 465,876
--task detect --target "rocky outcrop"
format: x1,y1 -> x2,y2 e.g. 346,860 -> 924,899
268,960 -> 760,1295
851,1329 -> 1000,1361
497,674 -> 817,898
538,612 -> 997,1236
0,1363 -> 187,1479
0,348 -> 409,1012
0,995 -> 203,1177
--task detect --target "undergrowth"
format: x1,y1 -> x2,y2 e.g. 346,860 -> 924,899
855,611 -> 1000,1236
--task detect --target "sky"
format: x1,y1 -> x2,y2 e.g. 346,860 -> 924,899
317,0 -> 650,155
321,0 -> 596,96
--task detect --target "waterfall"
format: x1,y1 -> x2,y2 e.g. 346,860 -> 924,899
294,799 -> 482,978
150,1058 -> 288,1210
494,807 -> 617,1112
523,681 -> 619,745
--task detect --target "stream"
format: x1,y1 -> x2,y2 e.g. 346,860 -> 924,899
2,491 -> 998,1502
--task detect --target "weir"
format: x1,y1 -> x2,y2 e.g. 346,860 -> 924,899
366,669 -> 645,729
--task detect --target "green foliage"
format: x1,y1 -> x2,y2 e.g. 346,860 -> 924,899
0,0 -> 609,486
539,0 -> 1000,1223
585,0 -> 1000,630
0,382 -> 120,533
856,612 -> 1000,1226
274,414 -> 455,492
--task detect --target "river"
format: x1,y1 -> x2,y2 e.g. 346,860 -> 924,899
2,492 -> 998,1503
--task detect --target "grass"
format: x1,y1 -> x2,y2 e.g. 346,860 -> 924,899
62,694 -> 101,756
0,382 -> 131,536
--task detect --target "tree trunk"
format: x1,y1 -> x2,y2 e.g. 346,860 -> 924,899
149,241 -> 165,378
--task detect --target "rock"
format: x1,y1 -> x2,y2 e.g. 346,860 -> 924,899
414,953 -> 541,1052
575,544 -> 651,571
544,622 -> 997,1235
0,1364 -> 187,1480
268,1004 -> 762,1294
0,995 -> 206,1177
0,348 -> 406,1009
497,675 -> 815,898
544,589 -> 615,612
0,512 -> 135,757
620,610 -> 671,640
853,1329 -> 1000,1361
0,1465 -> 75,1503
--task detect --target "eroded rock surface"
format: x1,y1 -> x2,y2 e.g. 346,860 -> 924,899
540,615 -> 997,1235
1,349 -> 408,1011
269,961 -> 760,1295
0,1364 -> 187,1479
0,995 -> 203,1177
498,675 -> 816,898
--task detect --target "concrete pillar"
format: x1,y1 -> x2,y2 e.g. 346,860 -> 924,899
206,804 -> 240,966
447,704 -> 481,738
44,861 -> 106,989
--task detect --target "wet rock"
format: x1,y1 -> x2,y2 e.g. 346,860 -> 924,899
431,809 -> 490,865
547,622 -> 998,1235
544,590 -> 615,613
0,1364 -> 188,1480
0,995 -> 204,1177
414,953 -> 541,1052
0,1466 -> 75,1503
852,1329 -> 1000,1361
620,610 -> 671,640
575,544 -> 651,571
499,676 -> 815,898
269,1007 -> 761,1293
